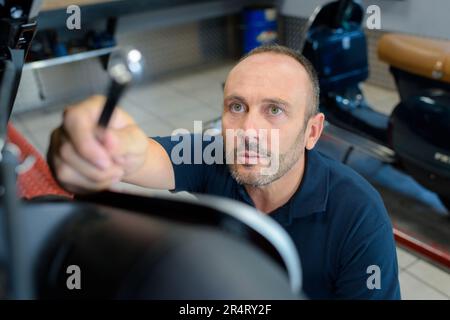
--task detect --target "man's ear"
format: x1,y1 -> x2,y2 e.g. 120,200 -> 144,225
305,113 -> 325,150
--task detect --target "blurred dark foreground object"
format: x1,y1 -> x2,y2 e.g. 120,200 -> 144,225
1,192 -> 304,299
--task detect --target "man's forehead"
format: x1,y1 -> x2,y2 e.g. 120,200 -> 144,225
225,53 -> 310,102
231,52 -> 307,76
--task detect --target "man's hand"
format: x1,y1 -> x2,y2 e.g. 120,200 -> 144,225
48,95 -> 149,193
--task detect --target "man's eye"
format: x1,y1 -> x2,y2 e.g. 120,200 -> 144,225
230,103 -> 245,113
268,105 -> 283,116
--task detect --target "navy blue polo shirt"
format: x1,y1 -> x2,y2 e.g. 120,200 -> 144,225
152,134 -> 401,300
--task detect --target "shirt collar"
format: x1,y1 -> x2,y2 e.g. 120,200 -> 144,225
289,148 -> 330,219
265,148 -> 330,226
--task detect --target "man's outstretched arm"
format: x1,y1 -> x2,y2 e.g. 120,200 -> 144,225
47,95 -> 175,193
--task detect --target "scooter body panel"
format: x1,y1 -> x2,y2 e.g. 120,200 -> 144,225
391,92 -> 450,196
320,85 -> 390,144
303,25 -> 369,92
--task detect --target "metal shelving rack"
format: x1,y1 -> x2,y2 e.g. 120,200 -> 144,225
23,47 -> 115,70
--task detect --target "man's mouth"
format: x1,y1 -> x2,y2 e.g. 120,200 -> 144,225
236,151 -> 269,164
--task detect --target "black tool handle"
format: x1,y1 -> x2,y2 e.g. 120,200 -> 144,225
97,80 -> 127,128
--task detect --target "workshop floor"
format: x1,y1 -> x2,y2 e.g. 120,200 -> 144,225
10,61 -> 450,300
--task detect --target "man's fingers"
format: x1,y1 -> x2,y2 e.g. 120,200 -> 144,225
68,95 -> 135,129
63,110 -> 112,169
102,125 -> 148,158
53,156 -> 120,193
58,140 -> 124,183
62,95 -> 137,169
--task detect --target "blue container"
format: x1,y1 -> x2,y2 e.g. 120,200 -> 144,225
242,7 -> 278,54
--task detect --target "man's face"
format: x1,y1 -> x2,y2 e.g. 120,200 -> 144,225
222,52 -> 313,187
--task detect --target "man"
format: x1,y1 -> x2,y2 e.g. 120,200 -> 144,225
47,45 -> 401,299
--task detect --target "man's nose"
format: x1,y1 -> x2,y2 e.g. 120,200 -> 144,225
241,108 -> 261,131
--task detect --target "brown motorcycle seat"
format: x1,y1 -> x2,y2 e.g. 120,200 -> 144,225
378,33 -> 450,84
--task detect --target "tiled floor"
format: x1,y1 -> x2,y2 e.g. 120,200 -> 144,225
10,62 -> 450,300
361,82 -> 400,115
397,247 -> 450,299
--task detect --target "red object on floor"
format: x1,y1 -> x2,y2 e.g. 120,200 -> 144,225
393,225 -> 450,269
7,124 -> 73,199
